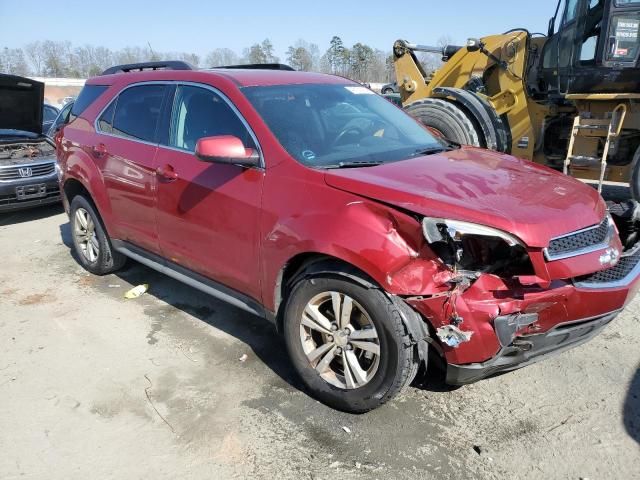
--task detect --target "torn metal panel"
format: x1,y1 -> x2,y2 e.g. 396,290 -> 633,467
436,325 -> 474,348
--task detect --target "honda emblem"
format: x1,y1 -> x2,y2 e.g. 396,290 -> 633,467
18,167 -> 33,178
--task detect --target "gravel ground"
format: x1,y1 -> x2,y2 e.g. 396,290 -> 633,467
1,204 -> 639,480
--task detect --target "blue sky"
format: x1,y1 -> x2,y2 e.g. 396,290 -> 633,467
0,0 -> 560,58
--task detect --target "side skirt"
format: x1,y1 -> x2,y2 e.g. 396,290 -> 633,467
112,240 -> 270,320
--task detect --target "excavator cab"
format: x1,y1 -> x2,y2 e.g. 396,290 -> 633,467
541,0 -> 640,95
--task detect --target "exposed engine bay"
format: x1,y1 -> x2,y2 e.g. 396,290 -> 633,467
0,140 -> 56,166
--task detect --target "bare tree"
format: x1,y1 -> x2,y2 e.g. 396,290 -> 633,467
0,47 -> 31,76
41,40 -> 71,77
205,48 -> 239,67
24,41 -> 45,76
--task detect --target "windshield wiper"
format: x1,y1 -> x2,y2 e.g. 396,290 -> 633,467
322,160 -> 384,169
410,146 -> 449,157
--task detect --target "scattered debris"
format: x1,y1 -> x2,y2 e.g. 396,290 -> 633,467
473,445 -> 482,455
239,353 -> 248,362
143,374 -> 176,434
108,284 -> 121,288
436,325 -> 474,347
329,461 -> 342,468
124,284 -> 149,299
342,426 -> 351,433
181,349 -> 198,363
547,415 -> 573,433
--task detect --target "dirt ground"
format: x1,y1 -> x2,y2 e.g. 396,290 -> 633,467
1,204 -> 639,480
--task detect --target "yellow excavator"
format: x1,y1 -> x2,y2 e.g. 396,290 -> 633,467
393,0 -> 640,201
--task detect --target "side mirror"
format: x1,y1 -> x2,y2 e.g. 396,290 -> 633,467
548,17 -> 555,37
195,135 -> 260,167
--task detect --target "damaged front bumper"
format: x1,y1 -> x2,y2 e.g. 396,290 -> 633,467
445,310 -> 618,384
406,243 -> 640,385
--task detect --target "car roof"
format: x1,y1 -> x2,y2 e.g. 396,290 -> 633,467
88,68 -> 354,88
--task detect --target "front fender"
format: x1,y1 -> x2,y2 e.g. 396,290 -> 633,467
261,193 -> 450,312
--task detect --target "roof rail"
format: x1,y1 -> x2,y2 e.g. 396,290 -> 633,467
101,61 -> 194,76
214,63 -> 295,71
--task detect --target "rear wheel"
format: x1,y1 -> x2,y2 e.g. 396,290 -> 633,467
283,274 -> 418,413
70,195 -> 126,275
405,98 -> 483,147
382,88 -> 393,94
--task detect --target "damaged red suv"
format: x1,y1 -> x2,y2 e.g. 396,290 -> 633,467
57,61 -> 640,412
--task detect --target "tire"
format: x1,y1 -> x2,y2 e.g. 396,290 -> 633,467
382,88 -> 393,95
69,195 -> 126,275
405,98 -> 483,147
283,274 -> 418,413
629,144 -> 640,202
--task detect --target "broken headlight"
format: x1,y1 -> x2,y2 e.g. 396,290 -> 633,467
422,217 -> 534,276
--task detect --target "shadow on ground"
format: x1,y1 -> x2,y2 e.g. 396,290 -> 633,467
0,203 -> 64,227
58,220 -> 458,402
624,365 -> 640,444
60,220 -> 302,393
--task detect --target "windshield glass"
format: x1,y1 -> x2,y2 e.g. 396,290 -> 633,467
242,84 -> 446,168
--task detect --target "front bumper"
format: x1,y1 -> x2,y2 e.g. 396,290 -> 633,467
407,243 -> 640,384
0,173 -> 61,212
446,310 -> 618,384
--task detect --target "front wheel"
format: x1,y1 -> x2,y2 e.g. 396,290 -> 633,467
283,274 -> 418,412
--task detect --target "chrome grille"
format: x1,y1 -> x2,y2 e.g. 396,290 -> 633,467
577,246 -> 640,286
545,217 -> 612,261
0,161 -> 56,181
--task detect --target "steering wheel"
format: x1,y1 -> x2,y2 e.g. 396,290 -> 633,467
332,126 -> 364,146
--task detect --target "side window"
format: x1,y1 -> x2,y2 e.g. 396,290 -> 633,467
169,85 -> 255,152
111,84 -> 166,143
43,105 -> 58,122
69,85 -> 108,122
97,101 -> 116,134
580,0 -> 605,62
563,0 -> 580,25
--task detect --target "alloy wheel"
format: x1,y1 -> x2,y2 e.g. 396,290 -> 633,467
73,207 -> 99,263
299,291 -> 380,389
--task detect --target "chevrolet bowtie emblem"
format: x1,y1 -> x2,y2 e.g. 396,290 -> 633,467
599,247 -> 620,267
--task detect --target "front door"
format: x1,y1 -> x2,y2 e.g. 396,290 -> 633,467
95,83 -> 169,253
155,84 -> 264,300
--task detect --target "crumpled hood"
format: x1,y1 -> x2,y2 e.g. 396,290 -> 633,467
0,74 -> 44,135
324,147 -> 606,248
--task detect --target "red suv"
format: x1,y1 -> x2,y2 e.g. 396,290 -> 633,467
57,61 -> 640,412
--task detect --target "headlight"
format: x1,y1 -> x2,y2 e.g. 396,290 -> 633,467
422,217 -> 533,275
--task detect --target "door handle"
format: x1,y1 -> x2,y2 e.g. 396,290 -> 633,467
91,143 -> 108,157
156,164 -> 178,181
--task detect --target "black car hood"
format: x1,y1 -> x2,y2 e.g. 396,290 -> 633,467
0,74 -> 44,135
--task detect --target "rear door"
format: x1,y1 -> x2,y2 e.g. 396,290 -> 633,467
154,83 -> 264,300
94,83 -> 168,253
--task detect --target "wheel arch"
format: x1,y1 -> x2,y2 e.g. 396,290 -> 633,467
273,252 -> 431,365
274,253 -> 378,328
61,156 -> 114,235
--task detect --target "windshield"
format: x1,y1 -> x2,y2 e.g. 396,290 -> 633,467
242,83 -> 447,168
